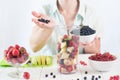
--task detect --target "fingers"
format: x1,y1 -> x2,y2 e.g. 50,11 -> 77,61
32,11 -> 46,18
32,18 -> 45,28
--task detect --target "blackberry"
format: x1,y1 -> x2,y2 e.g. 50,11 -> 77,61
80,26 -> 96,36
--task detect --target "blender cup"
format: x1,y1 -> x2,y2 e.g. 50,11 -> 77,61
56,25 -> 80,74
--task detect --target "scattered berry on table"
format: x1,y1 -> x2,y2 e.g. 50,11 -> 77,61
91,75 -> 95,80
77,78 -> 80,80
83,76 -> 87,80
85,71 -> 88,74
23,72 -> 30,79
45,74 -> 48,77
53,75 -> 56,78
98,75 -> 101,78
95,77 -> 98,80
50,72 -> 53,75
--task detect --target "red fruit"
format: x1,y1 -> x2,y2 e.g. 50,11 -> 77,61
23,72 -> 30,79
69,41 -> 73,46
8,46 -> 14,51
4,50 -> 8,54
66,66 -> 73,72
12,48 -> 19,56
64,35 -> 68,39
17,55 -> 25,63
15,44 -> 20,50
11,58 -> 17,64
80,61 -> 87,66
7,52 -> 12,58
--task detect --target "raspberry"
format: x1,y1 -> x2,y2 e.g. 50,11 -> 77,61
12,48 -> 19,56
89,52 -> 116,61
23,72 -> 30,79
66,65 -> 73,72
15,44 -> 20,50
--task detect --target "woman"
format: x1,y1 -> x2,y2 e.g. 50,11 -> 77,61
30,0 -> 102,54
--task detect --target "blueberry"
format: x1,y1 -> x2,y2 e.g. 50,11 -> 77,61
98,75 -> 101,78
59,59 -> 64,64
85,71 -> 88,74
38,18 -> 50,24
45,74 -> 48,77
95,77 -> 98,80
80,26 -> 96,36
77,78 -> 80,80
91,75 -> 95,80
53,75 -> 56,78
84,76 -> 87,80
50,72 -> 53,75
46,20 -> 50,23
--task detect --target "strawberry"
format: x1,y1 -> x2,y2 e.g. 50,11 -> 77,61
23,72 -> 30,79
17,55 -> 25,63
69,40 -> 73,46
8,46 -> 14,51
15,44 -> 20,50
12,48 -> 19,56
66,65 -> 73,72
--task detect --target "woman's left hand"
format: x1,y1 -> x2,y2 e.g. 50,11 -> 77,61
79,36 -> 100,53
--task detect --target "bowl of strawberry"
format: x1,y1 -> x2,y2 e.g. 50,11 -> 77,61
4,44 -> 29,65
88,52 -> 117,72
4,44 -> 29,78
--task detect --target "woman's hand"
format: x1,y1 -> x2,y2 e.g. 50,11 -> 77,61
79,36 -> 101,54
32,11 -> 55,29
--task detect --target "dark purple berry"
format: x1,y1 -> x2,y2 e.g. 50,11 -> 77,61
98,75 -> 101,78
95,77 -> 98,80
45,74 -> 48,77
53,75 -> 56,78
85,71 -> 88,74
50,72 -> 53,75
77,78 -> 80,80
84,76 -> 87,80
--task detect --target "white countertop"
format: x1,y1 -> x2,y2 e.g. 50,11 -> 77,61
0,54 -> 120,80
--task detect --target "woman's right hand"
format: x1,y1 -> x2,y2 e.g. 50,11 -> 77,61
32,11 -> 55,29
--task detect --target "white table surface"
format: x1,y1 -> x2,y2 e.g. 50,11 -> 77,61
0,54 -> 120,80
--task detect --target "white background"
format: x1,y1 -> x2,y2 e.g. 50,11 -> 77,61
0,0 -> 120,56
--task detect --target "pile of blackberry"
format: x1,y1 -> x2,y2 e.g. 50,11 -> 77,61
38,18 -> 50,24
80,26 -> 96,36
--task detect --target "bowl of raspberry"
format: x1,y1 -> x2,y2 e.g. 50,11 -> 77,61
88,52 -> 117,72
